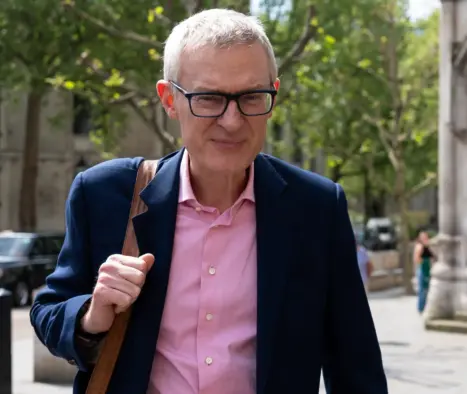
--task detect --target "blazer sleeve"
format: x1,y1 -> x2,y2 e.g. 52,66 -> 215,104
30,172 -> 95,372
322,184 -> 388,393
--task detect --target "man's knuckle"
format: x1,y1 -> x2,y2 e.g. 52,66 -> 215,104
122,293 -> 133,306
108,254 -> 121,262
97,270 -> 113,285
132,285 -> 141,299
135,270 -> 146,285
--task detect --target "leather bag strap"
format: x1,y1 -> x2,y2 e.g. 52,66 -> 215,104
85,159 -> 159,394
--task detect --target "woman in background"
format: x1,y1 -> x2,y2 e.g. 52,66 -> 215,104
413,229 -> 435,313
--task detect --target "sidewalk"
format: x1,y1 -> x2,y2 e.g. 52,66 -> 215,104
368,288 -> 467,394
13,288 -> 467,393
13,339 -> 72,394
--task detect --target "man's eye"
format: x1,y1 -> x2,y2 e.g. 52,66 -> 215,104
243,94 -> 262,101
195,95 -> 223,103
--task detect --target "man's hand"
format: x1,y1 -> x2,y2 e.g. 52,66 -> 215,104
80,253 -> 155,334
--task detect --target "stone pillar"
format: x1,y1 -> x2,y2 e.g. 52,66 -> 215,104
424,0 -> 467,323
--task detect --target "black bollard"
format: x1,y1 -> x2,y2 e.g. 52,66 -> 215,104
0,289 -> 12,394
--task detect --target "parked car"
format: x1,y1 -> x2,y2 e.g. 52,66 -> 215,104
0,231 -> 64,307
364,217 -> 397,251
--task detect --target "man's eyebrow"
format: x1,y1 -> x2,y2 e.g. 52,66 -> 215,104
191,83 -> 273,93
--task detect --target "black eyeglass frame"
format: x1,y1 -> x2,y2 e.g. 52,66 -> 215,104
169,80 -> 277,118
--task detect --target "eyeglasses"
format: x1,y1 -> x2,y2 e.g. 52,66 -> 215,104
169,80 -> 277,118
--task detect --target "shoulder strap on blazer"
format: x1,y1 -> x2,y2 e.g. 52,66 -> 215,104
85,159 -> 159,394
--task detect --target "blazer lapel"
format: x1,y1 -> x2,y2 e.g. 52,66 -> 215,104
254,154 -> 289,394
108,150 -> 183,394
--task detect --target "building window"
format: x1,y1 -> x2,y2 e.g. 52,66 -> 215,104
73,95 -> 92,135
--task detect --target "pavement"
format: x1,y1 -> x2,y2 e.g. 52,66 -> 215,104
11,287 -> 467,394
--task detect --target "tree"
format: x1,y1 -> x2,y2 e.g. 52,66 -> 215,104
0,0 -> 93,230
358,5 -> 439,293
277,0 -> 392,197
276,1 -> 438,293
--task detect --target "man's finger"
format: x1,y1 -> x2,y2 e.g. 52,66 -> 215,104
139,253 -> 155,273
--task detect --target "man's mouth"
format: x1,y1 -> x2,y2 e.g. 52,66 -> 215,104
211,139 -> 243,147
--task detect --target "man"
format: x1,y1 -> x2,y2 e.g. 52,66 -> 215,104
30,9 -> 388,394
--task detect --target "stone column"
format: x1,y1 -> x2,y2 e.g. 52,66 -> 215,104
424,0 -> 467,322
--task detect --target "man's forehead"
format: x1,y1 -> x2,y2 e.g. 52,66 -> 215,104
188,79 -> 272,93
177,41 -> 272,92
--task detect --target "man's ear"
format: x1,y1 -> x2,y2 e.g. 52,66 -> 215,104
267,78 -> 281,119
156,80 -> 177,119
273,78 -> 280,91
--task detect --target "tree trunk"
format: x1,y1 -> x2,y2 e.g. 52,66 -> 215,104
395,166 -> 414,295
363,172 -> 386,224
399,194 -> 413,294
370,190 -> 386,217
363,170 -> 371,224
19,91 -> 42,231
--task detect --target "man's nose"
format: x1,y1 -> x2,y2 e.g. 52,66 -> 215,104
217,100 -> 244,130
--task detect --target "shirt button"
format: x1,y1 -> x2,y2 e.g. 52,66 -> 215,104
208,267 -> 216,275
206,313 -> 213,321
205,356 -> 213,365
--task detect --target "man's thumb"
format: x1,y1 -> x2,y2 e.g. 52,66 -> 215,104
140,253 -> 155,272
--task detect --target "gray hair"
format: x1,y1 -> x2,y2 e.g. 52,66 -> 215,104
163,8 -> 277,82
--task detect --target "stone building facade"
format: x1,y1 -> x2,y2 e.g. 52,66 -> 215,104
0,89 -> 172,232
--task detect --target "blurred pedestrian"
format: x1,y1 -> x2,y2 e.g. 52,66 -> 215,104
356,233 -> 374,293
413,229 -> 435,313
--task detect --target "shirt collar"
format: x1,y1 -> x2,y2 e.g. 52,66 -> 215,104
178,149 -> 255,204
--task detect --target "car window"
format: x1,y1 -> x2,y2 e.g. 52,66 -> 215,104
0,237 -> 33,257
44,236 -> 65,255
30,238 -> 46,256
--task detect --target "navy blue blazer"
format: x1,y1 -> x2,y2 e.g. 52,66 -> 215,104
30,149 -> 387,394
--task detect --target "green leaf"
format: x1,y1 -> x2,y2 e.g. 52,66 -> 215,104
324,35 -> 336,45
63,81 -> 75,90
148,48 -> 160,61
104,70 -> 125,87
357,58 -> 372,69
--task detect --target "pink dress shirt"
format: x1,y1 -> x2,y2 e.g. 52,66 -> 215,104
147,151 -> 257,394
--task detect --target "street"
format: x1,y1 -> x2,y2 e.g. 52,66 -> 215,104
11,288 -> 467,394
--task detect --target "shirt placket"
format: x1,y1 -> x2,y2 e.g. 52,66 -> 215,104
196,207 -> 233,393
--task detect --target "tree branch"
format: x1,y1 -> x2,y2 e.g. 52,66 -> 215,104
79,52 -> 157,102
362,112 -> 400,170
76,53 -> 177,150
127,98 -> 178,150
109,91 -> 138,104
407,172 -> 437,198
340,169 -> 365,178
63,2 -> 163,49
277,4 -> 317,77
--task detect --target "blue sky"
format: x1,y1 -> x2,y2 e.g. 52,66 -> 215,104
251,0 -> 441,20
